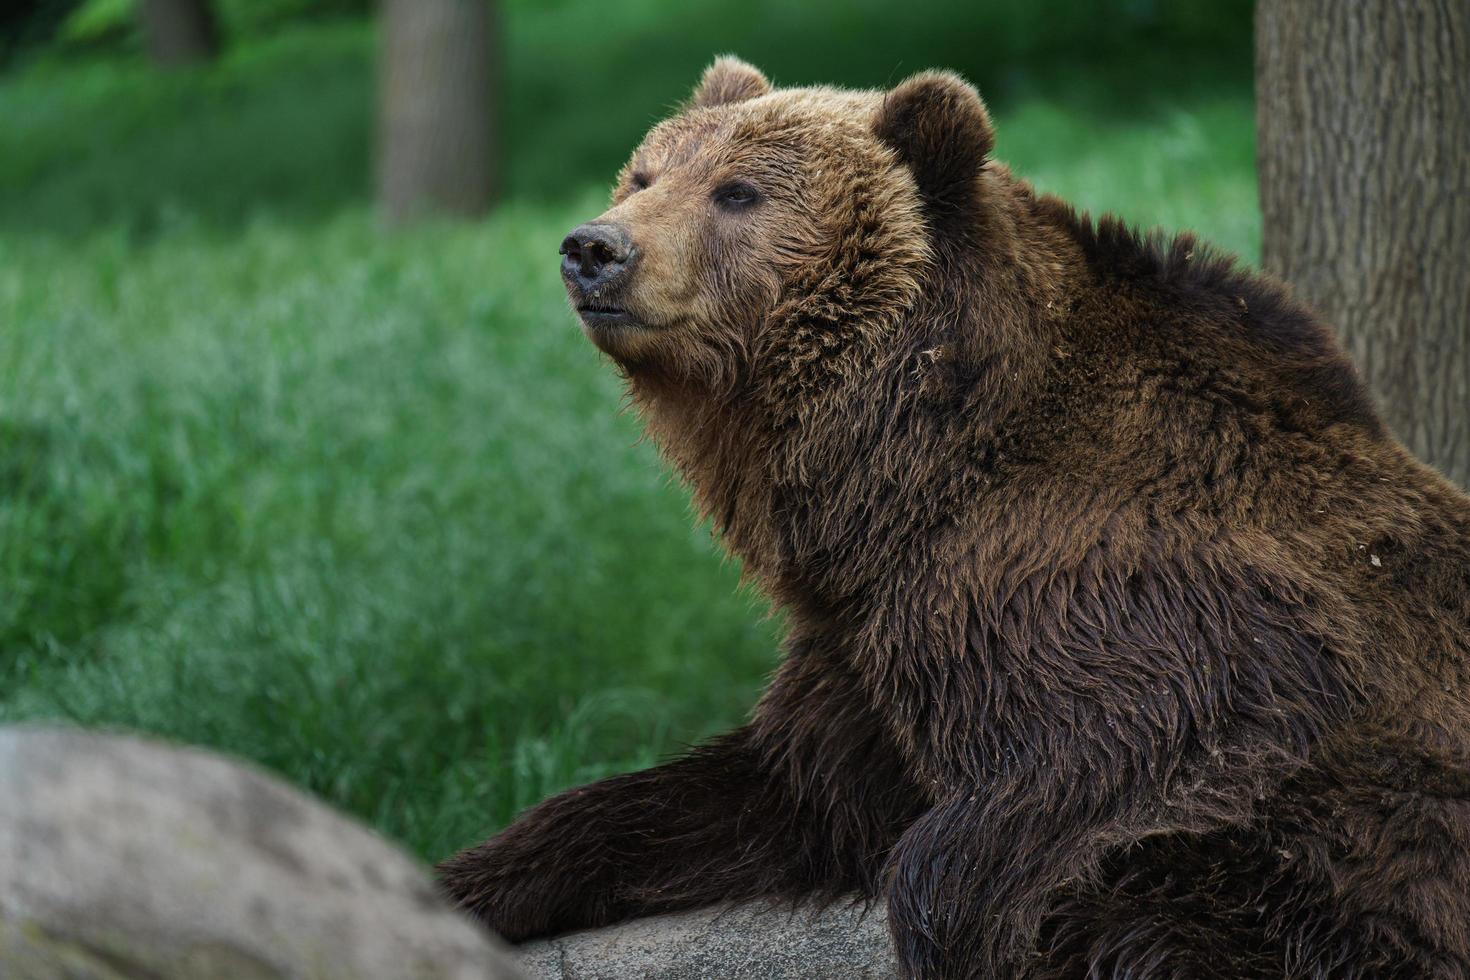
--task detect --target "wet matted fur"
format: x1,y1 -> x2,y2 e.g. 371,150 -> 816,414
440,58 -> 1470,979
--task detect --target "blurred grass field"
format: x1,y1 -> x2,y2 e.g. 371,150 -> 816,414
0,1 -> 1258,861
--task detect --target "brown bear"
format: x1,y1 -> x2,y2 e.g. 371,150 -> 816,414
439,58 -> 1470,979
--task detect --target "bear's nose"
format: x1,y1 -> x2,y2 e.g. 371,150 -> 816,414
559,223 -> 634,292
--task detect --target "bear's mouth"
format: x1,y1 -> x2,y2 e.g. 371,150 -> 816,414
576,304 -> 637,328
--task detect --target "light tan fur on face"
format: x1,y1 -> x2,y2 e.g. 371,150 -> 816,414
573,77 -> 931,395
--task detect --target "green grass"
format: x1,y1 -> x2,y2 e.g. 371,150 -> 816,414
0,7 -> 1258,863
0,201 -> 784,858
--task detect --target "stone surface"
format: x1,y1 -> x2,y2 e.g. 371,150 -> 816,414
0,725 -> 527,980
0,724 -> 900,979
514,900 -> 899,979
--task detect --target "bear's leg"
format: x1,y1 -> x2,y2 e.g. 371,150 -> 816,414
887,794 -> 1470,980
883,781 -> 1192,980
1265,766 -> 1470,978
1033,827 -> 1297,979
439,641 -> 926,942
439,727 -> 798,941
1035,768 -> 1470,979
884,792 -> 1087,980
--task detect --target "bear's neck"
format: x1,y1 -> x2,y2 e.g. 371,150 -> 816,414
630,169 -> 1084,617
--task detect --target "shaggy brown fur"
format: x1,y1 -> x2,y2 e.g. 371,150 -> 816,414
439,58 -> 1470,979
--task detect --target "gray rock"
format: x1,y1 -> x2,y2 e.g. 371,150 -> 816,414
515,900 -> 899,979
0,724 -> 900,979
0,725 -> 527,980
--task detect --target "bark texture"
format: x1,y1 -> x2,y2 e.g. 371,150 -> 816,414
138,0 -> 219,67
377,0 -> 497,225
1256,0 -> 1470,486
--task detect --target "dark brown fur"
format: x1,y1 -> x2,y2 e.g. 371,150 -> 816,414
440,59 -> 1470,979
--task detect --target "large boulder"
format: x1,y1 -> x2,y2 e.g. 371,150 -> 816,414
0,725 -> 527,980
0,725 -> 898,979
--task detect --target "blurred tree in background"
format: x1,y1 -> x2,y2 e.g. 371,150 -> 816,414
377,0 -> 498,224
1,0 -> 373,63
1257,0 -> 1470,487
137,0 -> 218,66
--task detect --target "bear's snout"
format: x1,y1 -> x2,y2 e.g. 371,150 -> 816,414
560,222 -> 636,310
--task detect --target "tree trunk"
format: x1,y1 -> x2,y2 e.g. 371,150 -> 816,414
1256,0 -> 1470,486
377,0 -> 498,225
138,0 -> 219,67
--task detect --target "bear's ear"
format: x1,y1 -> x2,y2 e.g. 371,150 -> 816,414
691,56 -> 771,109
873,70 -> 994,209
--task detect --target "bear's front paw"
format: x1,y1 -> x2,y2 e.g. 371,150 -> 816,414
436,850 -> 542,941
437,842 -> 612,943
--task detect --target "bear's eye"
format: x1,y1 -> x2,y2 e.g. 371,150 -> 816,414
629,172 -> 651,192
713,182 -> 759,210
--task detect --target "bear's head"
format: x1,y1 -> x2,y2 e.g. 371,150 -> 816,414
558,57 -> 999,393
558,58 -> 1063,589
